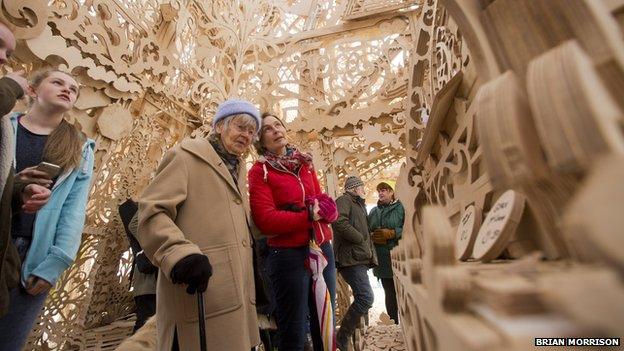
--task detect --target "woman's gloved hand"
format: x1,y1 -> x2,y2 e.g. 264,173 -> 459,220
371,228 -> 395,245
170,254 -> 212,294
316,193 -> 338,222
305,193 -> 338,222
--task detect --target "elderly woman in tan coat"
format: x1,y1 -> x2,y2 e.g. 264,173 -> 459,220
138,99 -> 262,351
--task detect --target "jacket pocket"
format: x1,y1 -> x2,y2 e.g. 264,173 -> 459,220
351,245 -> 371,261
179,246 -> 242,321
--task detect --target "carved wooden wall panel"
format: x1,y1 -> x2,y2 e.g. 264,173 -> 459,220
1,0 -> 414,349
393,0 -> 624,350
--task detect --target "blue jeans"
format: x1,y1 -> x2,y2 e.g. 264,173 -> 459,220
0,236 -> 48,350
0,287 -> 48,351
267,242 -> 336,351
338,264 -> 374,314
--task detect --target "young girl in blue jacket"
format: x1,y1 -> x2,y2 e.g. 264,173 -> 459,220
0,69 -> 94,350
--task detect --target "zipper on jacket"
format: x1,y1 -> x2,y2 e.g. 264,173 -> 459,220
262,161 -> 326,243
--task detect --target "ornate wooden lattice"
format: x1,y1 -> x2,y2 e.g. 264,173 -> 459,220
393,0 -> 624,350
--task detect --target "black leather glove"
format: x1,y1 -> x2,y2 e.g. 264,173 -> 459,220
135,252 -> 157,274
170,254 -> 212,294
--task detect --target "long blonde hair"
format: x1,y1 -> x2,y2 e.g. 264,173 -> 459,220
29,69 -> 85,171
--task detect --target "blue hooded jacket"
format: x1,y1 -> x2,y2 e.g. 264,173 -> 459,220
10,113 -> 95,286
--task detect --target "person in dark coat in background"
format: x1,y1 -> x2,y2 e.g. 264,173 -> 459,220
254,235 -> 280,350
368,182 -> 404,324
0,20 -> 51,318
119,198 -> 157,332
332,175 -> 377,350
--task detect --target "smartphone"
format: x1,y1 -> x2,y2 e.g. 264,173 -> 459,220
36,162 -> 61,178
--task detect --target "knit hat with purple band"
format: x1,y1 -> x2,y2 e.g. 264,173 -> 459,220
212,98 -> 261,134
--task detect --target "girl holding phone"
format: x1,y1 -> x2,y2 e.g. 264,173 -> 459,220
0,69 -> 94,350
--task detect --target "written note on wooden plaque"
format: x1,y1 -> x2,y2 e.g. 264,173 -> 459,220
473,190 -> 526,262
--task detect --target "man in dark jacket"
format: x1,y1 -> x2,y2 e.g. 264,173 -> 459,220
0,21 -> 50,317
331,175 -> 377,350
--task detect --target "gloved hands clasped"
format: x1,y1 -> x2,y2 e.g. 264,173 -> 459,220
371,228 -> 395,245
170,254 -> 213,294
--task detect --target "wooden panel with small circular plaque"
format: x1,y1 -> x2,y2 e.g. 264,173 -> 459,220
473,190 -> 526,262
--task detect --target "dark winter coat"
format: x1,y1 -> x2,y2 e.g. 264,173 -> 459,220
0,77 -> 24,316
119,200 -> 157,297
368,200 -> 404,279
332,192 -> 377,268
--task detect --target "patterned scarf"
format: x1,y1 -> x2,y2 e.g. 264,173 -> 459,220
264,146 -> 313,174
209,133 -> 240,183
377,199 -> 397,207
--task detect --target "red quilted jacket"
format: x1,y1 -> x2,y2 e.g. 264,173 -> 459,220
248,159 -> 333,248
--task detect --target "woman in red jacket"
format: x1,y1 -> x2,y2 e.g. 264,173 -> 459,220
249,112 -> 337,351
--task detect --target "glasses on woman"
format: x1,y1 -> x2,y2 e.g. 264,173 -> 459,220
232,122 -> 257,136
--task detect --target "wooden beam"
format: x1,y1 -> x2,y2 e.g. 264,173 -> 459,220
343,1 -> 420,21
416,71 -> 463,166
275,10 -> 415,47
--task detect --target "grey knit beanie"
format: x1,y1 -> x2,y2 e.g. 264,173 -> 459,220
344,175 -> 364,191
212,98 -> 261,134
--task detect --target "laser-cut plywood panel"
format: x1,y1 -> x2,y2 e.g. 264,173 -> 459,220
2,1 -> 412,349
392,0 -> 624,350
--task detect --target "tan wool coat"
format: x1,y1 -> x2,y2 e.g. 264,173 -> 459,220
138,137 -> 259,351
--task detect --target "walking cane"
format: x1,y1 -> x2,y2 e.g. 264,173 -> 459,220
197,292 -> 207,351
